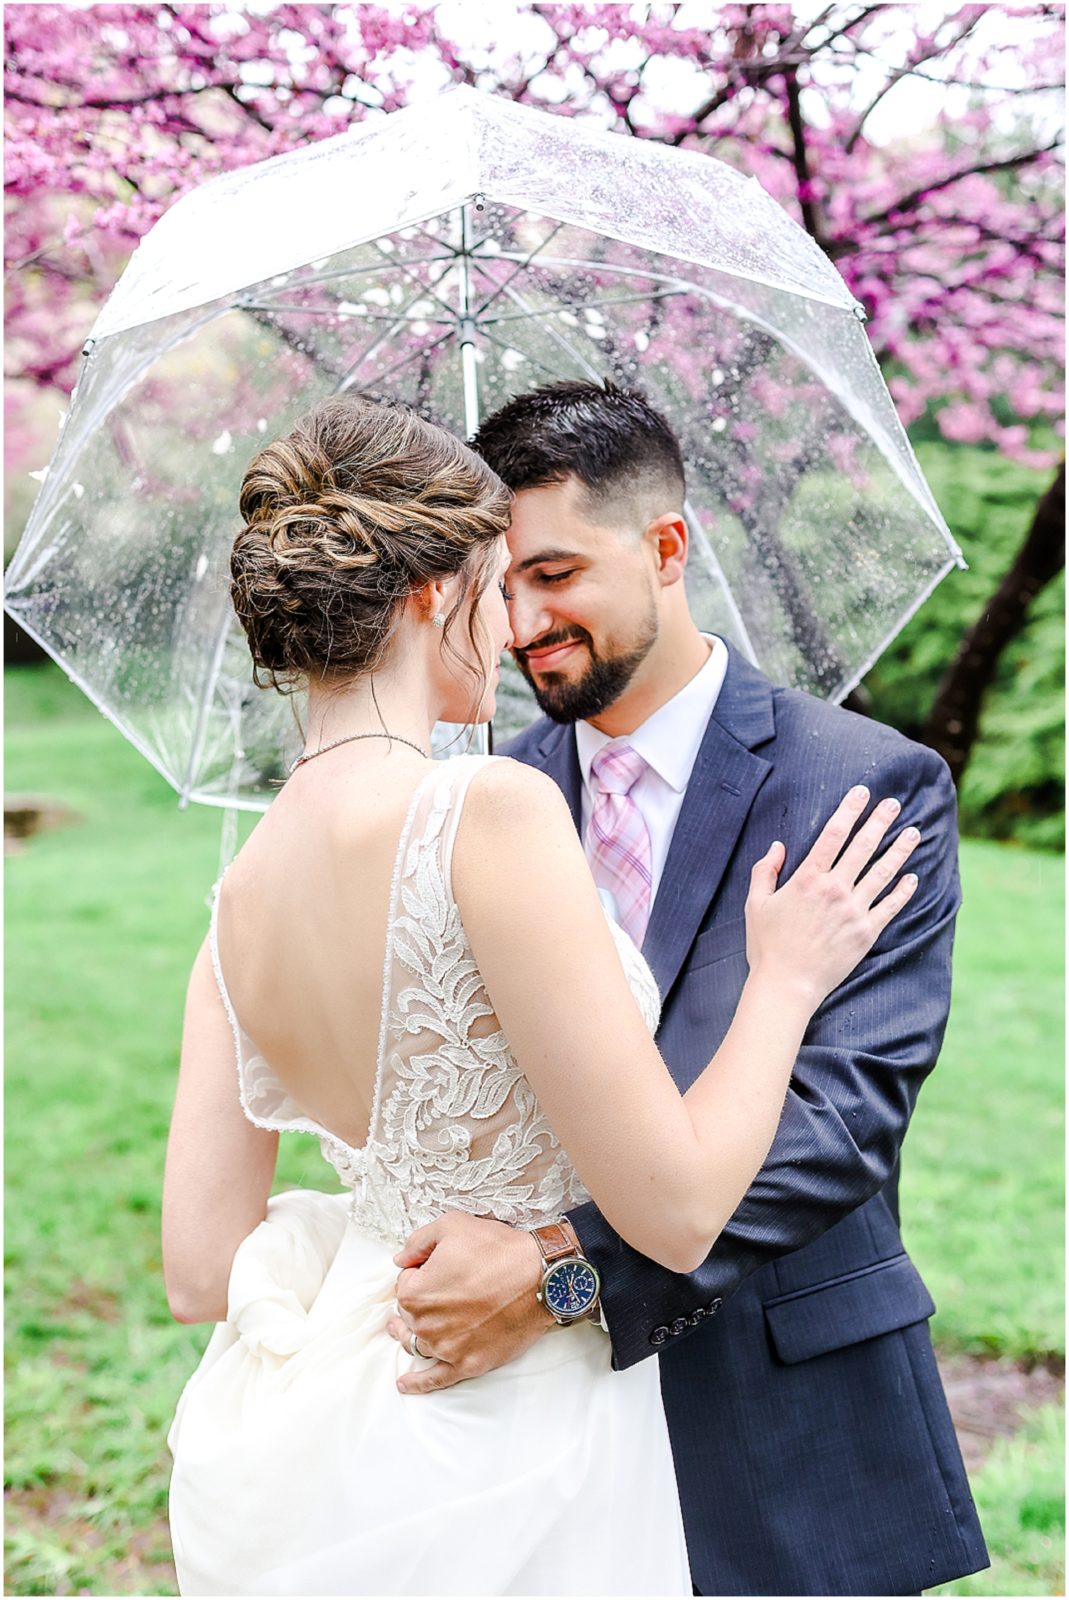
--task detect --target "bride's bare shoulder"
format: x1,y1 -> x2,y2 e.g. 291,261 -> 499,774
455,757 -> 594,930
463,756 -> 573,835
453,759 -> 581,896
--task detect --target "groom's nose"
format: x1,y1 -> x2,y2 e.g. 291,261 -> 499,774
506,584 -> 553,650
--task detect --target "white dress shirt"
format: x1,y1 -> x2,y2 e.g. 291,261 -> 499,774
576,635 -> 728,906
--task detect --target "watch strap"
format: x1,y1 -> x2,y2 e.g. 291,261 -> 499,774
531,1220 -> 581,1267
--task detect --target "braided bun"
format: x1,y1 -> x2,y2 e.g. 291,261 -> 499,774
231,396 -> 511,692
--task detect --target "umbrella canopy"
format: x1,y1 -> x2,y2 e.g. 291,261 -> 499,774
5,87 -> 962,809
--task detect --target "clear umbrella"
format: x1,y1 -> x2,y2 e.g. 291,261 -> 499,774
5,86 -> 963,810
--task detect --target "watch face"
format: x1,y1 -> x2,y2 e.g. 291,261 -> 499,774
544,1258 -> 599,1319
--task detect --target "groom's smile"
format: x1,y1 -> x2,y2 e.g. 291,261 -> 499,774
515,632 -> 590,674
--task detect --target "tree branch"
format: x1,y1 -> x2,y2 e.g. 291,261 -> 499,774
803,3 -> 890,53
845,11 -> 985,152
782,64 -> 826,248
860,137 -> 1065,229
3,84 -> 210,111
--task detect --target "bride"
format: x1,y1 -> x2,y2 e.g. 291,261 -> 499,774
163,394 -> 920,1597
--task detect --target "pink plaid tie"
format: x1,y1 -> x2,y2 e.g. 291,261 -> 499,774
587,743 -> 652,948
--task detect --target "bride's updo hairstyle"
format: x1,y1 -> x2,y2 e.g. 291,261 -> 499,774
231,395 -> 511,707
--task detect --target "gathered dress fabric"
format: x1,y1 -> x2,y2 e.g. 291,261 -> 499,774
167,754 -> 690,1596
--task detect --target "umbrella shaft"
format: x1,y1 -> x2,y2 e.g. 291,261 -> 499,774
458,201 -> 480,439
460,334 -> 479,440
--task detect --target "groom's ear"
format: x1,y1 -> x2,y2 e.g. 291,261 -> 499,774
646,514 -> 688,586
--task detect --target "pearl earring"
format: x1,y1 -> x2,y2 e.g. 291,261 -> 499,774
430,614 -> 445,629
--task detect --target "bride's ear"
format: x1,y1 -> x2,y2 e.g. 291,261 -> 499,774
413,576 -> 455,628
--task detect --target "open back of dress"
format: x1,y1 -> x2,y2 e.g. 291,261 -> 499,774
210,754 -> 658,1242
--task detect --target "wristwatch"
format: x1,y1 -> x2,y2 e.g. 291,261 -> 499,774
531,1221 -> 602,1325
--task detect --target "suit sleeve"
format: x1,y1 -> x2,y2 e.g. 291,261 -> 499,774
567,743 -> 961,1371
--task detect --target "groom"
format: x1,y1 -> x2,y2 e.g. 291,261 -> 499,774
392,382 -> 988,1595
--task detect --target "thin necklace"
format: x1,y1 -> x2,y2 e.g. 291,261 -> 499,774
289,731 -> 430,776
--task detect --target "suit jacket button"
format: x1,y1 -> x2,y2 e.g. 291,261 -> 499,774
650,1326 -> 669,1346
670,1317 -> 688,1336
707,1298 -> 723,1314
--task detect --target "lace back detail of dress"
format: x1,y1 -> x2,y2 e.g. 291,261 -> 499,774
209,754 -> 662,1248
354,754 -> 594,1243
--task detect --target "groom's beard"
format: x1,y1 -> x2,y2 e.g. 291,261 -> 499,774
513,605 -> 659,725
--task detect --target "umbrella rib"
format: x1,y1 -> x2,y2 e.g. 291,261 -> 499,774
479,329 -> 567,385
677,278 -> 953,544
469,220 -> 568,319
481,253 -> 711,298
481,249 -> 857,314
832,555 -> 959,706
25,304 -> 229,530
243,251 -> 461,389
408,218 -> 505,261
368,237 -> 462,325
488,279 -> 607,383
409,221 -> 462,257
340,327 -> 455,395
180,599 -> 236,809
332,268 -> 460,391
480,287 -> 685,326
248,254 -> 458,295
238,303 -> 457,325
680,505 -> 761,667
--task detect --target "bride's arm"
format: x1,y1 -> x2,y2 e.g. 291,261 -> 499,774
454,761 -> 917,1276
162,939 -> 279,1323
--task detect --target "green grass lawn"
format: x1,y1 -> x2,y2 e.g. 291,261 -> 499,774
901,839 -> 1064,1362
5,664 -> 1064,1596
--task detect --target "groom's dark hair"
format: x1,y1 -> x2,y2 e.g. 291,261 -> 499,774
471,381 -> 685,526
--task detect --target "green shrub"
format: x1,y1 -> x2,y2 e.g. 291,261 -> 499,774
862,443 -> 1064,850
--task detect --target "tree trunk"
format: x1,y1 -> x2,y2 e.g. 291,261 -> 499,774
923,460 -> 1065,786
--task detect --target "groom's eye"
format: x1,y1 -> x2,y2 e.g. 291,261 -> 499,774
539,569 -> 576,585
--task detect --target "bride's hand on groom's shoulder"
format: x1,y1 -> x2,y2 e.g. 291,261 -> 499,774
386,1212 -> 554,1395
744,785 -> 921,1012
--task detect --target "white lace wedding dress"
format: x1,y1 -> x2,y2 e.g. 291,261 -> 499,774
167,754 -> 691,1596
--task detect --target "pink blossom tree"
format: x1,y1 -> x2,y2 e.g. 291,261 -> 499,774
4,2 -> 1065,776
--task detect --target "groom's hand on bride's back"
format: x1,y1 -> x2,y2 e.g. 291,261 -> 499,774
387,1212 -> 554,1394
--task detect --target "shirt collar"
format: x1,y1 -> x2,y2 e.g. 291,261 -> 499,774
575,635 -> 728,796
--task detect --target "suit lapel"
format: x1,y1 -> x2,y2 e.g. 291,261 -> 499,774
642,651 -> 777,1001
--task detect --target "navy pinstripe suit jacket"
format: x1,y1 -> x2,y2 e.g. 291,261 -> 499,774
503,647 -> 988,1597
